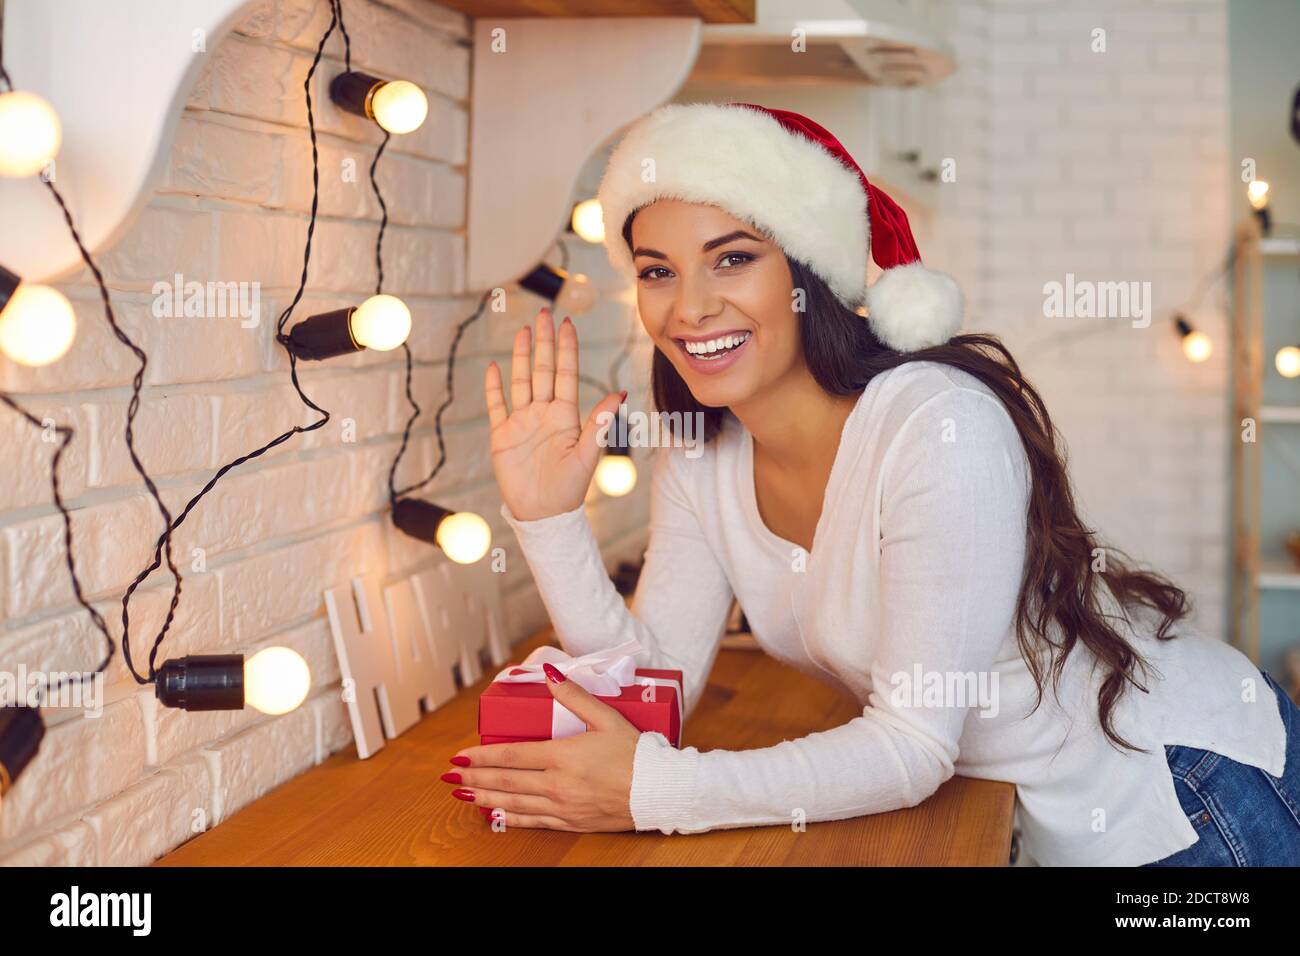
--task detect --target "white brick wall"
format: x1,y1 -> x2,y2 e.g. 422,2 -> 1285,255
928,0 -> 1232,639
0,0 -> 650,865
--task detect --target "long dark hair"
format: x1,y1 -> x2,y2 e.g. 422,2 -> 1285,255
626,214 -> 1191,753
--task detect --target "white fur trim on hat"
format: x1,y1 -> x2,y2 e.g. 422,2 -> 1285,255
596,102 -> 870,308
864,262 -> 963,352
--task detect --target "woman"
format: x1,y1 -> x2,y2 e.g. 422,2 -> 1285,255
444,102 -> 1300,866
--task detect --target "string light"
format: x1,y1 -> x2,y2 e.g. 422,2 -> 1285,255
569,198 -> 605,244
519,263 -> 597,316
329,71 -> 428,135
0,0 -> 492,785
1276,345 -> 1300,379
154,647 -> 311,714
0,7 -> 355,753
0,263 -> 76,366
350,293 -> 411,349
320,0 -> 492,566
1246,180 -> 1271,234
384,291 -> 494,564
1174,314 -> 1212,363
0,706 -> 44,795
0,88 -> 61,177
284,293 -> 411,360
391,500 -> 492,564
594,406 -> 638,497
595,448 -> 638,497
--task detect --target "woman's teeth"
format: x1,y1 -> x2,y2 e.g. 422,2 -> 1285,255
683,332 -> 750,359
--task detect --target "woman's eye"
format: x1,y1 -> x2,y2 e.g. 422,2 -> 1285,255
718,252 -> 754,269
638,267 -> 671,281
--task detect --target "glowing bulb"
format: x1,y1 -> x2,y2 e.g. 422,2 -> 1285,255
571,199 -> 605,244
436,511 -> 492,564
1276,346 -> 1300,379
1246,180 -> 1270,211
244,647 -> 311,716
0,91 -> 61,178
0,284 -> 76,366
557,273 -> 598,316
1182,330 -> 1212,363
595,454 -> 638,497
371,81 -> 428,135
350,294 -> 411,351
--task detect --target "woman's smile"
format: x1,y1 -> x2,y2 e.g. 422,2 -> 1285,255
673,328 -> 753,375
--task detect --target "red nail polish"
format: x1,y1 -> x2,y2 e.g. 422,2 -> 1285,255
543,662 -> 566,684
451,788 -> 476,802
441,771 -> 462,784
478,806 -> 493,817
450,755 -> 471,767
620,390 -> 628,402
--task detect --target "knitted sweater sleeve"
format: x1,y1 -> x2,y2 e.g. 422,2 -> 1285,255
625,387 -> 1031,834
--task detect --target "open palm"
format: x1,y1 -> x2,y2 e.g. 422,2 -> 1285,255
485,307 -> 625,521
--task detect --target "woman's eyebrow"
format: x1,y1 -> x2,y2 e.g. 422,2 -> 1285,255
633,230 -> 765,260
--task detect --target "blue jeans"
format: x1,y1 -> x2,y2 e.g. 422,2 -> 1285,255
1143,671 -> 1300,866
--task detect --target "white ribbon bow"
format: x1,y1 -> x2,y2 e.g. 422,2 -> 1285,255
491,640 -> 682,742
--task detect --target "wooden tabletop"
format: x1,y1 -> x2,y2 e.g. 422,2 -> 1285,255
157,628 -> 1015,866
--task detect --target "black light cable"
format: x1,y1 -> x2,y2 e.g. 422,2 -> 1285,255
326,0 -> 493,565
0,10 -> 343,727
283,0 -> 419,363
0,61 -> 171,692
132,2 -> 346,707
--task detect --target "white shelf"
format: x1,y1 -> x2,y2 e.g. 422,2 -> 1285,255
1259,555 -> 1300,590
1260,237 -> 1300,257
1261,405 -> 1300,423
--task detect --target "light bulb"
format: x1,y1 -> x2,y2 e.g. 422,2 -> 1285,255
595,454 -> 638,497
557,273 -> 597,316
1276,346 -> 1300,379
371,81 -> 428,135
350,294 -> 411,351
0,705 -> 44,795
0,284 -> 76,366
1246,180 -> 1270,211
1182,330 -> 1212,363
571,199 -> 605,244
0,91 -> 61,178
435,511 -> 492,564
244,647 -> 311,716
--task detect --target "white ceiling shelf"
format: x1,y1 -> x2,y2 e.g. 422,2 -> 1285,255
1261,405 -> 1300,423
1260,237 -> 1300,257
1258,554 -> 1300,591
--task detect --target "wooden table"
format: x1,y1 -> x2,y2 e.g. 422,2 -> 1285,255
157,628 -> 1015,866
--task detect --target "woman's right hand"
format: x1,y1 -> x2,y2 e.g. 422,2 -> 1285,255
484,307 -> 626,522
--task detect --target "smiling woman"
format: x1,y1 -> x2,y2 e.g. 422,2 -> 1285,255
463,101 -> 1300,867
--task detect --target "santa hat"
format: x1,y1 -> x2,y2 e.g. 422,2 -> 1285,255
595,101 -> 962,352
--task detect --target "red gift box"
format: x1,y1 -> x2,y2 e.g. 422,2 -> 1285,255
478,665 -> 683,748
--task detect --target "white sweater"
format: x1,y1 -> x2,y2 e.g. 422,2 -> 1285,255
501,360 -> 1287,866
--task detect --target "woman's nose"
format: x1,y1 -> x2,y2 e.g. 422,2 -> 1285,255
672,270 -> 723,326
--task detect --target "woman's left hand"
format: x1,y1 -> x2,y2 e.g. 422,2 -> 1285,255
443,662 -> 641,831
